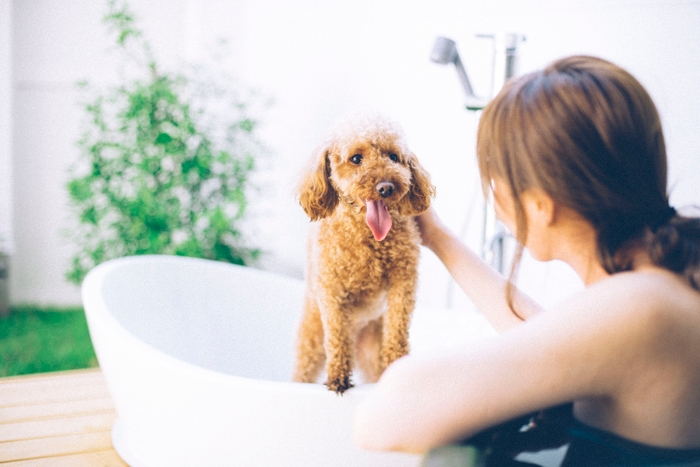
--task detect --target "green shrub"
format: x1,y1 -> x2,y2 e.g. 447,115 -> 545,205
66,0 -> 265,284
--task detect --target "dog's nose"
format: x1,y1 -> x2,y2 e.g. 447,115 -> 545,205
376,181 -> 394,198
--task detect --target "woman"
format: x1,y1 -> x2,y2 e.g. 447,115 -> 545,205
353,56 -> 700,465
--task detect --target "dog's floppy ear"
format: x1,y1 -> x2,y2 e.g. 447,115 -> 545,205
297,145 -> 339,221
398,152 -> 436,216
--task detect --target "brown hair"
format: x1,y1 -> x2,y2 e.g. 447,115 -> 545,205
477,55 -> 700,313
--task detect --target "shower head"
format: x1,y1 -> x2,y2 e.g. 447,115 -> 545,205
430,36 -> 459,64
430,36 -> 486,110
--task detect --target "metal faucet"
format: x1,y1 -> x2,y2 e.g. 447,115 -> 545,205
429,36 -> 488,110
430,32 -> 525,273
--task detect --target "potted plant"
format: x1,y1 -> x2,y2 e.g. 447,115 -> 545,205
66,0 -> 266,284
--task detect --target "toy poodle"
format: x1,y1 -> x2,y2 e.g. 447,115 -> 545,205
293,114 -> 435,394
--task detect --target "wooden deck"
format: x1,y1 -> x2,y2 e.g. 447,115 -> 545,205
0,369 -> 128,466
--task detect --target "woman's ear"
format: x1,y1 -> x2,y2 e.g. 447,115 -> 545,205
523,188 -> 556,228
521,188 -> 568,262
297,145 -> 339,221
398,152 -> 436,216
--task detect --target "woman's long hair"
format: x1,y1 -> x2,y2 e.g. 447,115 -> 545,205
477,55 -> 700,315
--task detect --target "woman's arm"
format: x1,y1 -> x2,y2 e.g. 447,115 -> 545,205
354,272 -> 666,453
416,208 -> 543,331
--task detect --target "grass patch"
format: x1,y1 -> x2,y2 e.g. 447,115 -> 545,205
0,306 -> 98,377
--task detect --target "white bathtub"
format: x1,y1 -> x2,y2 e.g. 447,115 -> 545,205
82,255 -> 494,467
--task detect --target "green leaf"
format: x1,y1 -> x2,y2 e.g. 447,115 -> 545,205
67,179 -> 93,203
239,118 -> 254,133
155,132 -> 173,144
80,207 -> 100,225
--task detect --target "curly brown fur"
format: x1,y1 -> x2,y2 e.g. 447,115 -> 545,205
293,114 -> 435,394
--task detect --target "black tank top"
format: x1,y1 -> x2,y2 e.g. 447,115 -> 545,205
437,404 -> 700,466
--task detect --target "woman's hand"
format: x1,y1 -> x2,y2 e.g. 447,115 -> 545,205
414,206 -> 542,330
415,207 -> 446,252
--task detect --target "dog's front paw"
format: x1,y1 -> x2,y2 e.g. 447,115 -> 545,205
326,374 -> 353,395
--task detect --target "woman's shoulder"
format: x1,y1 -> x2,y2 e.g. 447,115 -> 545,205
528,267 -> 700,393
575,267 -> 700,333
515,268 -> 700,385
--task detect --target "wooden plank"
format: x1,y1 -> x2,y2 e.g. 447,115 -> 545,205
0,413 -> 116,443
0,431 -> 115,462
0,371 -> 111,408
0,450 -> 129,467
0,369 -> 104,388
0,370 -> 127,466
0,398 -> 115,424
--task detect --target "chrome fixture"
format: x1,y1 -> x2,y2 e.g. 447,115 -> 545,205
430,33 -> 525,111
430,32 -> 525,273
429,36 -> 488,110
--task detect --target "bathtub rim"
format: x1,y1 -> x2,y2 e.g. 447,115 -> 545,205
81,254 -> 378,397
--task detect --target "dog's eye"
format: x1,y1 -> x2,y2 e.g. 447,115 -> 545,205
350,154 -> 362,165
389,153 -> 399,163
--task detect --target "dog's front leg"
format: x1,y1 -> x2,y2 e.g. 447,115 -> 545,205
320,298 -> 354,394
292,295 -> 326,384
381,276 -> 417,369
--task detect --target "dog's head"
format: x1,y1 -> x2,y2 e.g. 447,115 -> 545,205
298,114 -> 435,241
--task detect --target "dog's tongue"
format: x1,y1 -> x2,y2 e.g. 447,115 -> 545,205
365,199 -> 392,241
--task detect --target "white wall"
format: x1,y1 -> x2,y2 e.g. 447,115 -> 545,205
3,0 -> 700,309
10,0 -> 116,305
0,0 -> 12,255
